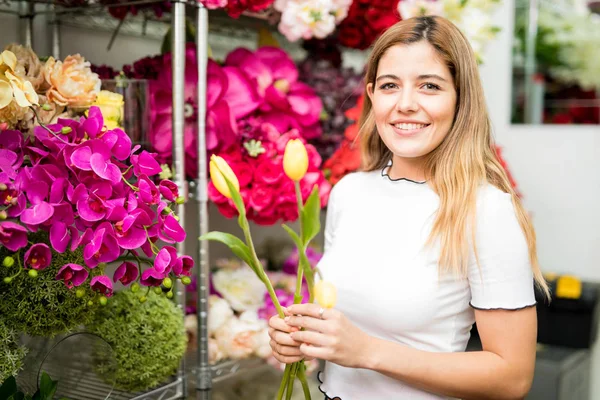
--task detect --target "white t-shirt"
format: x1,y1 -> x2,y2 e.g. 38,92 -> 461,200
316,166 -> 536,400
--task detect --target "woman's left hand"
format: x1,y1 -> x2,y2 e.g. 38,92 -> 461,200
284,303 -> 373,369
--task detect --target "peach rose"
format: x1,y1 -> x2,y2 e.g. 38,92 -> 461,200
44,54 -> 101,108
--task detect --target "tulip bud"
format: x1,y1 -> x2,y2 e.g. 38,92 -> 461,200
283,139 -> 309,181
28,269 -> 38,278
209,155 -> 240,199
2,256 -> 14,268
314,281 -> 337,309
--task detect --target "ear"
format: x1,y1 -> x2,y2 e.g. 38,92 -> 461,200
366,82 -> 374,101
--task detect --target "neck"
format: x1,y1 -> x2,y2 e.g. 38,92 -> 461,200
388,155 -> 426,182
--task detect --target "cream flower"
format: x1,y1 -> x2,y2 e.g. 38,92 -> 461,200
278,0 -> 337,41
212,264 -> 266,312
253,327 -> 272,359
5,70 -> 38,107
215,311 -> 266,360
209,338 -> 225,364
398,0 -> 443,19
208,295 -> 234,336
44,54 -> 101,108
0,50 -> 38,109
4,44 -> 46,92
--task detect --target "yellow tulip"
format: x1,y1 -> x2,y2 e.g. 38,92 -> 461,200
91,90 -> 124,128
209,155 -> 240,199
314,280 -> 337,309
283,139 -> 308,181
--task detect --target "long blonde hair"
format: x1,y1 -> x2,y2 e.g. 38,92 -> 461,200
360,16 -> 549,299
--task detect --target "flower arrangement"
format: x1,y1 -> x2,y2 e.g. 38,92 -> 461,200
201,137 -> 331,399
0,45 -> 101,134
86,289 -> 187,392
0,104 -> 193,304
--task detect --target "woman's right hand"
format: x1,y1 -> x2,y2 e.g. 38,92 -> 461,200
268,310 -> 312,364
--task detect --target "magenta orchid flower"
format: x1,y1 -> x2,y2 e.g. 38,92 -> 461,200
0,183 -> 26,218
154,245 -> 181,275
90,275 -> 114,297
56,263 -> 89,289
113,208 -> 152,250
158,180 -> 179,202
0,221 -> 28,251
158,214 -> 186,243
140,267 -> 165,287
113,261 -> 139,285
24,243 -> 52,270
20,180 -> 54,226
174,255 -> 194,277
83,225 -> 121,268
137,175 -> 160,205
130,150 -> 162,177
72,182 -> 113,222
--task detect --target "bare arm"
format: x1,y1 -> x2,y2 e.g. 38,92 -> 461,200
362,307 -> 537,400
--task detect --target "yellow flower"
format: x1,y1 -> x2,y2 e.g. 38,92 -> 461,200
91,90 -> 124,129
314,280 -> 337,308
0,80 -> 12,109
5,70 -> 38,107
209,155 -> 240,199
283,139 -> 309,181
0,50 -> 17,72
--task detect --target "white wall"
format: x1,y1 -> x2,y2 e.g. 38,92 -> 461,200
2,1 -> 600,397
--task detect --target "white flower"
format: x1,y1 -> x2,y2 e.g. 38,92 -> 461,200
331,0 -> 352,23
253,327 -> 272,359
208,295 -> 234,336
215,311 -> 266,360
209,338 -> 225,364
278,0 -> 337,41
398,0 -> 443,20
212,265 -> 266,312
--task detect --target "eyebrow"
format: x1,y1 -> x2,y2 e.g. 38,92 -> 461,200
375,74 -> 448,83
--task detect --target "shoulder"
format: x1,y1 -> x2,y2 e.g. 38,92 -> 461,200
329,170 -> 380,203
476,184 -> 516,222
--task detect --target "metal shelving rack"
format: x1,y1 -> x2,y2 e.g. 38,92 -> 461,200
0,1 -> 272,399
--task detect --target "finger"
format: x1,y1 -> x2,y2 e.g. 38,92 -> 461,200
270,329 -> 303,347
287,303 -> 338,320
290,330 -> 331,347
284,314 -> 329,333
299,343 -> 329,361
269,315 -> 299,333
270,340 -> 304,357
273,352 -> 304,364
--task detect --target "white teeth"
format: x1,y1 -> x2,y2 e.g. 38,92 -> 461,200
394,123 -> 427,130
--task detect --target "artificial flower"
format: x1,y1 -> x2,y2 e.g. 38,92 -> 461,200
113,261 -> 139,285
212,264 -> 266,312
283,138 -> 309,181
215,310 -> 266,359
56,263 -> 89,289
44,54 -> 101,108
398,0 -> 443,19
90,275 -> 114,297
4,44 -> 47,92
0,221 -> 28,252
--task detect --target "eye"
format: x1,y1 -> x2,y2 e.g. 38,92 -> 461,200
378,82 -> 398,90
421,82 -> 441,91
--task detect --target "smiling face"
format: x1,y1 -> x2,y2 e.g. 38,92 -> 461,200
367,41 -> 457,164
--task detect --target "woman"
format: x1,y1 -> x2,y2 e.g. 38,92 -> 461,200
268,15 -> 549,400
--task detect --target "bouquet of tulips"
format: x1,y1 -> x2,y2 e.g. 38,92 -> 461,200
201,139 -> 335,399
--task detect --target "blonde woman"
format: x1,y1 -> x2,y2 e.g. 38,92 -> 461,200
268,15 -> 549,400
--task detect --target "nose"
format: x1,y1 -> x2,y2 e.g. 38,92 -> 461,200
396,88 -> 418,113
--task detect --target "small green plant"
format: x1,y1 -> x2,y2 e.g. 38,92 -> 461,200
0,372 -> 68,400
0,317 -> 27,382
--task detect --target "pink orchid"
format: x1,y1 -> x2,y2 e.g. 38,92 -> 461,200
56,263 -> 89,289
130,150 -> 162,177
24,243 -> 52,270
158,214 -> 186,243
154,245 -> 181,275
174,255 -> 194,277
137,175 -> 160,205
0,221 -> 28,251
83,225 -> 121,268
140,267 -> 165,287
113,208 -> 151,250
113,261 -> 139,285
158,180 -> 179,202
91,275 -> 114,297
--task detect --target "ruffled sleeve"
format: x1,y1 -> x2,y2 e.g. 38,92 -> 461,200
468,186 -> 536,310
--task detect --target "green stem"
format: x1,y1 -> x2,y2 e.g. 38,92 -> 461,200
113,255 -> 154,266
30,106 -> 71,145
241,222 -> 286,318
121,175 -> 139,192
277,364 -> 291,400
293,180 -> 305,304
297,362 -> 312,400
285,362 -> 298,400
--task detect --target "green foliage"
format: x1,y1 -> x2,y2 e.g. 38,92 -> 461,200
199,232 -> 255,272
0,317 -> 27,383
86,290 -> 187,392
300,186 -> 321,246
0,372 -> 64,400
0,232 -> 97,337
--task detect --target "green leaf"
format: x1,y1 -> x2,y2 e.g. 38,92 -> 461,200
300,185 -> 321,246
220,168 -> 248,230
38,372 -> 58,400
282,225 -> 315,301
199,232 -> 255,271
0,376 -> 18,399
282,224 -> 302,249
